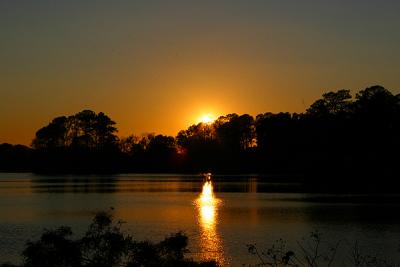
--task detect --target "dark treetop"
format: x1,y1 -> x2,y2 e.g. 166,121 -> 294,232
1,85 -> 399,191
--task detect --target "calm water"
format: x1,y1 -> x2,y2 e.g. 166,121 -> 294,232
1,173 -> 400,266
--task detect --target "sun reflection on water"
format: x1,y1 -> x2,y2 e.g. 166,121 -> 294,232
195,177 -> 225,265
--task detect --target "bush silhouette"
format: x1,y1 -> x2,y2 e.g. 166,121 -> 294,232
1,210 -> 218,267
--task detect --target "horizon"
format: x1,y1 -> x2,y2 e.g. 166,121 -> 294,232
0,85 -> 400,147
1,1 -> 400,145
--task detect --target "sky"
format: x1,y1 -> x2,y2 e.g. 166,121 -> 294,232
1,0 -> 400,145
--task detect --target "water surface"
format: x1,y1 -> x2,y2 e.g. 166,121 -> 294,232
1,173 -> 400,266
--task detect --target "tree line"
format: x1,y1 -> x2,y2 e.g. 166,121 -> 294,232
1,85 -> 399,184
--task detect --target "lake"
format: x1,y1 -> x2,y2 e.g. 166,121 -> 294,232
1,173 -> 400,266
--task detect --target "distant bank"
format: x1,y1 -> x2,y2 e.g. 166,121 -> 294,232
1,85 -> 399,191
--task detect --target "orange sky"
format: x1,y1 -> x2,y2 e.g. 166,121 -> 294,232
1,1 -> 400,145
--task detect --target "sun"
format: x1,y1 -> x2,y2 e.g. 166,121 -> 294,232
199,114 -> 215,124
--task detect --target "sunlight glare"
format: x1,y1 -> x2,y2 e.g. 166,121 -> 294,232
199,114 -> 215,124
195,176 -> 225,265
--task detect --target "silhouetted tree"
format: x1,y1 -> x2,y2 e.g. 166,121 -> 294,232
176,123 -> 217,154
176,123 -> 219,171
349,86 -> 400,176
0,143 -> 32,171
147,135 -> 176,156
353,85 -> 400,122
1,85 -> 399,179
307,89 -> 352,117
31,116 -> 69,149
255,112 -> 296,153
214,114 -> 255,152
30,110 -> 120,173
254,112 -> 304,172
119,135 -> 140,156
32,110 -> 118,151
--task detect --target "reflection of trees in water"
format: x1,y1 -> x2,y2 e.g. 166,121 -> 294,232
28,175 -> 298,194
209,176 -> 259,193
195,180 -> 225,266
30,176 -> 119,193
30,176 -> 210,194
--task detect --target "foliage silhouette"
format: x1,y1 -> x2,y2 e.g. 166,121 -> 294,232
0,143 -> 32,171
307,89 -> 352,116
1,85 -> 399,188
247,231 -> 399,267
32,110 -> 118,150
0,210 -> 218,267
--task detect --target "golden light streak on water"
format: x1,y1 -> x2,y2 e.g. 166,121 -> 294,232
195,177 -> 225,265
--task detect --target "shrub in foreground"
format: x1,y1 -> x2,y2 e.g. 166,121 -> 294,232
247,231 -> 398,267
1,210 -> 218,267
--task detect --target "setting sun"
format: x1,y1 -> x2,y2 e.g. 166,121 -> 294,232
199,114 -> 215,124
0,1 -> 399,266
